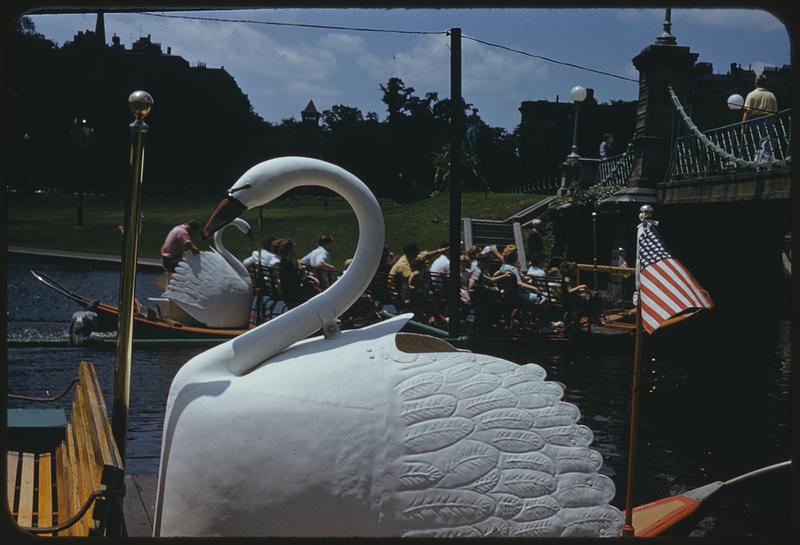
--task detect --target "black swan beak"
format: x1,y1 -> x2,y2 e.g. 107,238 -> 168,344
203,195 -> 247,239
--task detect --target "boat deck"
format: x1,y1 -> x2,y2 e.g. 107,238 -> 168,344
123,473 -> 158,537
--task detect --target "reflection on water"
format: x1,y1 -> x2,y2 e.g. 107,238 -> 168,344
5,255 -> 791,537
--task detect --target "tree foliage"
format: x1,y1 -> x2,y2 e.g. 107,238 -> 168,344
6,23 -> 537,201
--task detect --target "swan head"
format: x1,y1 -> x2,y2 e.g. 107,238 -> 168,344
203,158 -> 314,238
203,191 -> 247,239
228,217 -> 254,240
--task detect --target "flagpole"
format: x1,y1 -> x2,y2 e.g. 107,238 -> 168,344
622,204 -> 653,537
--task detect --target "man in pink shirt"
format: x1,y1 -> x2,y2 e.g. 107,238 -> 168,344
160,220 -> 201,272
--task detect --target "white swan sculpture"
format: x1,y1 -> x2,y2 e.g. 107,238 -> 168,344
154,157 -> 624,538
162,218 -> 253,328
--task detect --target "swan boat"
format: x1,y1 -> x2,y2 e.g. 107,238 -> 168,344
154,157 -> 625,537
160,218 -> 254,329
29,269 -> 249,340
29,218 -> 260,342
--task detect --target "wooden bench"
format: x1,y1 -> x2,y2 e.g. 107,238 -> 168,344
6,361 -> 124,536
527,275 -> 565,307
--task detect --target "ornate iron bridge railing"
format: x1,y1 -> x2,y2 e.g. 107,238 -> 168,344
667,86 -> 791,180
510,176 -> 562,194
595,142 -> 637,187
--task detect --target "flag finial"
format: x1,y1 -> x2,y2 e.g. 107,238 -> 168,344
639,204 -> 654,222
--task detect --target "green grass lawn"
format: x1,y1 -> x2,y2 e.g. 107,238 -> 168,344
7,192 -> 546,268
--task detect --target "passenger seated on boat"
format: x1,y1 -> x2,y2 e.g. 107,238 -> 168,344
300,234 -> 337,289
459,255 -> 473,304
469,254 -> 512,330
466,245 -> 481,274
277,239 -> 318,310
430,242 -> 450,276
558,261 -> 598,330
376,245 -> 395,275
526,253 -> 547,278
387,242 -> 447,300
244,236 -> 280,271
404,257 -> 437,324
499,245 -> 546,307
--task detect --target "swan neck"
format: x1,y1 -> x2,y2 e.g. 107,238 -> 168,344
214,225 -> 249,280
225,158 -> 385,376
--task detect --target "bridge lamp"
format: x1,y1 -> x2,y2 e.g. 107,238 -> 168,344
727,94 -> 744,111
567,85 -> 587,160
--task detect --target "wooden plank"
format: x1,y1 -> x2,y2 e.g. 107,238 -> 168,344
64,422 -> 85,536
69,400 -> 93,535
73,383 -> 102,535
18,453 -> 35,527
54,444 -> 69,536
6,451 -> 19,516
74,382 -> 101,489
77,363 -> 104,465
37,453 -> 53,534
84,362 -> 122,470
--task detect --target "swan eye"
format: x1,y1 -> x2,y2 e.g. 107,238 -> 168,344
226,184 -> 252,197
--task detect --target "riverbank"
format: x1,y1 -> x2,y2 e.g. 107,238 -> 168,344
8,246 -> 163,270
6,192 -> 546,268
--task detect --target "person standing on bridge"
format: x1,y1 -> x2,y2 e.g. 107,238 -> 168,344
743,73 -> 778,163
599,133 -> 614,160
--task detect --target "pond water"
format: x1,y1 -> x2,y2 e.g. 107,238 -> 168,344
5,254 -> 791,537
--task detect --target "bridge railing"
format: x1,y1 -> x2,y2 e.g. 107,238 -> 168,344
667,86 -> 791,179
595,142 -> 637,187
510,176 -> 562,194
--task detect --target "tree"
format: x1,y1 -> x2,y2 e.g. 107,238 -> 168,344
432,142 -> 487,195
322,104 -> 364,132
380,77 -> 415,122
15,16 -> 38,35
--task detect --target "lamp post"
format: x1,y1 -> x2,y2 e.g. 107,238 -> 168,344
726,94 -> 746,165
566,85 -> 587,161
592,211 -> 598,291
727,93 -> 744,112
70,118 -> 94,227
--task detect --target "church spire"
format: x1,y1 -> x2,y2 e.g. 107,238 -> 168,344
95,11 -> 106,46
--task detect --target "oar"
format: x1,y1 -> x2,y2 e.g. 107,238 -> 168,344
30,269 -> 92,307
625,460 -> 791,537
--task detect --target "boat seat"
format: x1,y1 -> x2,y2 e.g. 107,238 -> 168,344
6,362 -> 124,536
250,266 -> 287,320
527,275 -> 565,308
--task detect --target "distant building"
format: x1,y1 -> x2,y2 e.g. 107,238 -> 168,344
688,62 -> 792,129
301,100 -> 321,126
517,88 -> 637,179
516,60 -> 792,178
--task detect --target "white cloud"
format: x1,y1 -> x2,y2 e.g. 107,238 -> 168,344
319,32 -> 364,53
674,9 -> 786,31
284,80 -> 341,101
319,32 -> 386,79
614,8 -> 785,32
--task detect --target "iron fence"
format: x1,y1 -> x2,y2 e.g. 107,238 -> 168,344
668,86 -> 791,179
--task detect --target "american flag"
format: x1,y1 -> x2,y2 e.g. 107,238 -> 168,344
636,222 -> 713,334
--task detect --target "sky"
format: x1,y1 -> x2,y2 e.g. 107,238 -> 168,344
24,7 -> 791,132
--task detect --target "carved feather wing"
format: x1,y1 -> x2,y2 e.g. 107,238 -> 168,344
388,352 -> 624,538
163,250 -> 252,328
